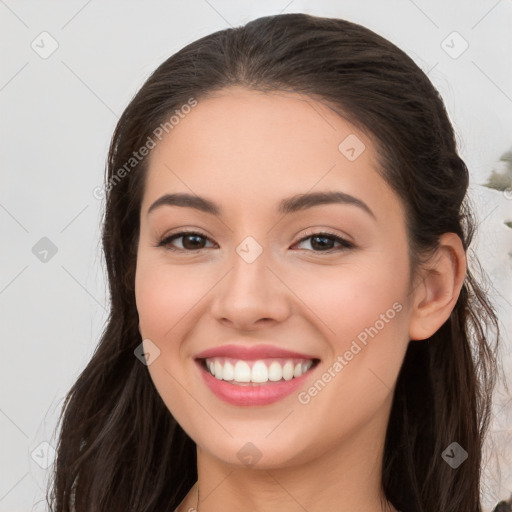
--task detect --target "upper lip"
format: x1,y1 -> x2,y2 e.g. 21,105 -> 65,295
195,344 -> 319,361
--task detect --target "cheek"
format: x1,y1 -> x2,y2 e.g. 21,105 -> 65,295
135,258 -> 201,341
136,266 -> 171,339
135,257 -> 202,431
287,265 -> 409,459
292,255 -> 410,353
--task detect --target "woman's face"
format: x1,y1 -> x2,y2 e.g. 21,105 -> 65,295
135,86 -> 416,468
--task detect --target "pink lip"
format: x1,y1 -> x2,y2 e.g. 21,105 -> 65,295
194,343 -> 318,361
193,343 -> 320,406
195,359 -> 318,406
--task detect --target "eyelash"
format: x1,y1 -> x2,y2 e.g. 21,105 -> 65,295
156,229 -> 354,254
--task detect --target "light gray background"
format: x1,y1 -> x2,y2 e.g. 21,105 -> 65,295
1,1 -> 511,511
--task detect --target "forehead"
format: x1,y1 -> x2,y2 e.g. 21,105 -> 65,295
142,86 -> 401,222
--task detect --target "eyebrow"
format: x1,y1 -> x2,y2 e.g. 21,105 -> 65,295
147,191 -> 376,219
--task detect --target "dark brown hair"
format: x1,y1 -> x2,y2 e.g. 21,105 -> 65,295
47,12 -> 500,512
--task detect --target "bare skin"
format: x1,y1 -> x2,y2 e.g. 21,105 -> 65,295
134,86 -> 466,512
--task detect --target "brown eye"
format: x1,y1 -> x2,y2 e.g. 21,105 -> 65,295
158,231 -> 215,251
294,232 -> 354,252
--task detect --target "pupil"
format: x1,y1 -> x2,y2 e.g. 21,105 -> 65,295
184,235 -> 204,249
312,236 -> 332,250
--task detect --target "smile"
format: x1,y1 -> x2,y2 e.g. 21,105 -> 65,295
195,356 -> 320,406
202,357 -> 316,384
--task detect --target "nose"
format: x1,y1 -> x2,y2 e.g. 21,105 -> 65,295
210,243 -> 292,331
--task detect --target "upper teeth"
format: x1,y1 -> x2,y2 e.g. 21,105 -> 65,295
205,357 -> 314,383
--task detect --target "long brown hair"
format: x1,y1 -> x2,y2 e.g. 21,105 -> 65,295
47,13 -> 500,512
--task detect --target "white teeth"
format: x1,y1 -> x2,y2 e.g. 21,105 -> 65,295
268,361 -> 283,381
251,361 -> 268,383
205,357 -> 316,384
282,361 -> 294,381
214,360 -> 223,380
302,361 -> 312,373
234,361 -> 251,382
222,361 -> 234,381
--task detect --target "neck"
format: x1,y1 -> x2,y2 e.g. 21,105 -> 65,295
178,404 -> 396,512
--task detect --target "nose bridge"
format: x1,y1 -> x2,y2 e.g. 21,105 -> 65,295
227,234 -> 273,301
210,234 -> 290,327
235,235 -> 265,266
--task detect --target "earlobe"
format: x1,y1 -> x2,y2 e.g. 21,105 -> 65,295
409,233 -> 467,341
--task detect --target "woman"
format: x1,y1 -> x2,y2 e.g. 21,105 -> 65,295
47,12 -> 501,512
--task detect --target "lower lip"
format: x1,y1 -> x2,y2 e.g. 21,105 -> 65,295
196,360 -> 318,406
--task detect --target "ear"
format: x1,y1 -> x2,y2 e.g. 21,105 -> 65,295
409,233 -> 467,341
